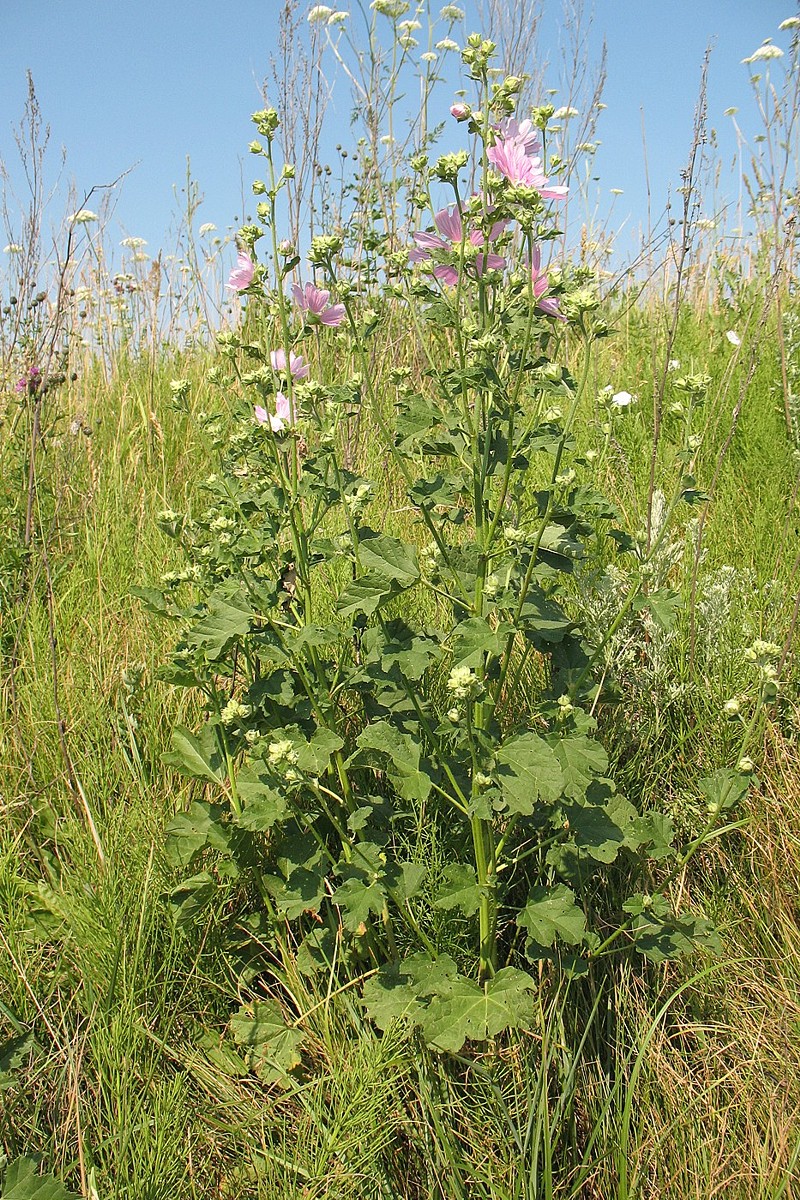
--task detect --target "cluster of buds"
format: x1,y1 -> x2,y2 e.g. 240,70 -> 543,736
221,699 -> 252,726
446,665 -> 481,701
744,638 -> 782,701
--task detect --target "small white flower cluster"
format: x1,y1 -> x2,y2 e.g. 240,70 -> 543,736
370,0 -> 410,17
742,41 -> 784,64
268,738 -> 302,781
447,665 -> 478,700
221,699 -> 252,725
70,209 -> 98,224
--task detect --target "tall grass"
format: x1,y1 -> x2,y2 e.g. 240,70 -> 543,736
2,4 -> 800,1197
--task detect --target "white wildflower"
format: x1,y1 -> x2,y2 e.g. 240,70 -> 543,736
742,42 -> 784,63
725,329 -> 741,346
198,222 -> 217,235
70,209 -> 98,224
436,37 -> 459,51
308,4 -> 333,21
611,390 -> 634,408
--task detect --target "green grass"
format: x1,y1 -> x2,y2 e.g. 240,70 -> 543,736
1,292 -> 799,1199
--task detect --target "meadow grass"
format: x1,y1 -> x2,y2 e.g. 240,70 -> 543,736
1,281 -> 799,1198
2,6 -> 800,1194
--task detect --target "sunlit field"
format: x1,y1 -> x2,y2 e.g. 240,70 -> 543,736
1,5 -> 799,1197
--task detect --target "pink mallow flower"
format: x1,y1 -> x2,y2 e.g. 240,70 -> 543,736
530,245 -> 565,320
291,281 -> 345,326
255,392 -> 292,432
487,119 -> 568,201
227,249 -> 255,291
496,117 -> 541,157
450,102 -> 470,121
270,348 -> 310,379
409,206 -> 506,287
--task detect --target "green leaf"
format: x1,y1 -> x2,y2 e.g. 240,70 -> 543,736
632,811 -> 675,860
332,876 -> 387,932
421,968 -> 537,1052
168,872 -> 217,926
162,723 -> 226,783
234,763 -> 289,832
517,588 -> 575,643
355,721 -> 433,802
361,953 -> 459,1031
358,535 -> 420,586
550,733 -> 608,798
623,895 -> 722,963
635,589 -> 682,632
562,792 -> 638,863
190,588 -> 252,660
517,884 -> 587,948
296,727 -> 344,775
495,732 -> 563,815
698,769 -> 750,813
270,868 -> 326,919
1,1158 -> 78,1200
433,863 -> 481,916
336,573 -> 394,618
165,801 -> 230,867
229,1000 -> 304,1085
450,617 -> 514,667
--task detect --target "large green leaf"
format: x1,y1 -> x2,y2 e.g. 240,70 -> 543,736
358,534 -> 420,586
450,617 -> 514,667
165,800 -> 230,867
332,876 -> 388,932
550,732 -> 608,798
1,1158 -> 78,1200
190,588 -> 252,660
336,573 -> 394,618
355,721 -> 433,802
433,863 -> 481,916
495,732 -> 563,815
162,723 -> 226,783
421,968 -> 537,1052
234,762 -> 289,831
562,792 -> 638,863
517,884 -> 587,948
229,1000 -> 304,1085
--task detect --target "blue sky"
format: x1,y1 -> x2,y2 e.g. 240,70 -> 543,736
0,1 -> 795,270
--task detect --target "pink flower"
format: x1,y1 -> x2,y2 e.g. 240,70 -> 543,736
270,348 -> 310,379
488,137 -> 568,200
410,206 -> 506,286
254,392 -> 292,432
496,117 -> 541,157
450,102 -> 470,121
291,281 -> 345,327
530,244 -> 565,320
15,366 -> 41,394
227,249 -> 255,291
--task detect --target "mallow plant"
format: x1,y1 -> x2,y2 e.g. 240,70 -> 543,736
143,36 -> 762,1066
